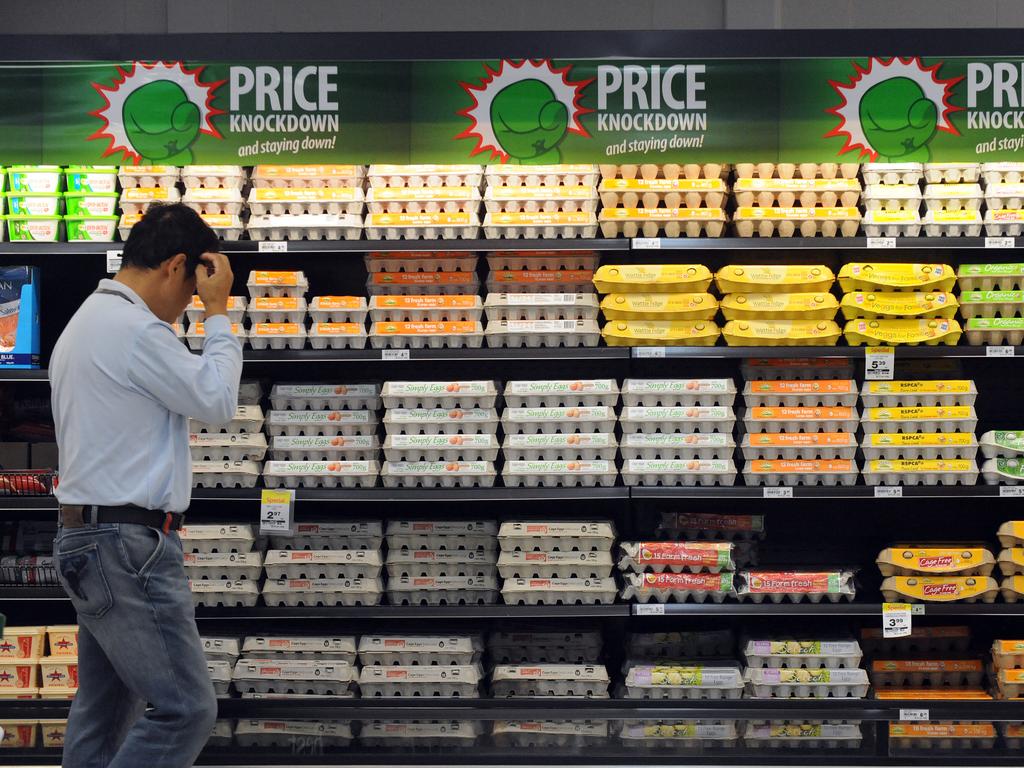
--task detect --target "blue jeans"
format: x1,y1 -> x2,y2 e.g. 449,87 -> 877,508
53,522 -> 217,768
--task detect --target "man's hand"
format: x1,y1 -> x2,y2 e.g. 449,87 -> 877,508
195,252 -> 233,319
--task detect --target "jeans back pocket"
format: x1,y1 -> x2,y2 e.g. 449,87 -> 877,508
56,542 -> 114,619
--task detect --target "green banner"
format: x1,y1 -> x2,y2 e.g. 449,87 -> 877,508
2,57 -> 1023,165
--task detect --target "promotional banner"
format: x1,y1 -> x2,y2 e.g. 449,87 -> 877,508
1,56 -> 1022,164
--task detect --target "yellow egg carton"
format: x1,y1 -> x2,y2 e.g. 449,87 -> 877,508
999,522 -> 1024,548
593,264 -> 713,294
733,207 -> 860,238
734,162 -> 860,180
599,163 -> 729,181
483,185 -> 598,214
601,320 -> 721,347
733,178 -> 861,208
840,291 -> 959,320
1003,575 -> 1024,602
860,380 -> 978,408
861,405 -> 978,434
720,293 -> 838,321
843,319 -> 962,346
863,459 -> 980,486
877,546 -> 996,577
861,432 -> 979,461
839,263 -> 956,293
998,548 -> 1024,577
722,320 -> 842,347
600,293 -> 719,321
598,208 -> 727,238
715,265 -> 834,294
597,178 -> 727,209
364,186 -> 482,214
963,317 -> 1024,345
880,575 -> 999,603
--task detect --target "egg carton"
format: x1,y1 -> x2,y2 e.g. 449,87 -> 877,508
982,162 -> 1024,185
619,406 -> 735,435
744,667 -> 869,699
598,178 -> 728,209
368,295 -> 482,323
234,720 -> 353,749
733,178 -> 861,209
872,659 -> 985,688
242,636 -> 357,661
271,383 -> 379,412
733,207 -> 859,238
263,549 -> 382,580
181,188 -> 245,216
861,434 -> 979,461
503,379 -> 617,408
619,381 -> 734,410
117,165 -> 180,188
384,434 -> 498,462
601,163 -> 729,181
744,406 -> 859,434
179,524 -> 255,554
184,551 -> 264,581
742,459 -> 859,486
359,720 -> 482,747
207,660 -> 232,696
862,162 -> 923,185
601,292 -> 720,323
495,720 -> 608,749
840,263 -> 958,294
880,576 -> 999,603
189,579 -> 260,607
232,659 -> 357,696
959,290 -> 1024,319
358,664 -> 481,697
386,549 -> 497,580
487,164 -> 599,187
270,522 -> 382,552
734,162 -> 858,180
623,664 -> 744,700
202,637 -> 241,662
889,722 -> 996,750
922,183 -> 984,212
998,522 -> 1024,548
720,292 -> 838,322
383,407 -> 498,436
357,635 -> 483,666
715,266 -> 835,296
189,432 -> 268,462
365,186 -> 482,214
364,211 -> 481,240
119,187 -> 179,214
740,433 -> 857,461
593,263 -> 713,293
992,640 -> 1024,669
191,460 -> 261,489
502,576 -> 618,605
261,578 -> 383,607
737,571 -> 856,603
743,640 -> 861,670
743,721 -> 863,749
246,186 -> 364,216
381,381 -> 496,410
1003,550 -> 1024,577
491,664 -> 610,698
861,406 -> 978,434
386,520 -> 497,550
959,263 -> 1024,292
721,319 -> 842,346
386,575 -> 500,606
245,298 -> 307,325
743,379 -> 857,408
621,572 -> 736,604
619,721 -> 739,749
246,271 -> 309,299
862,184 -> 924,212
501,405 -> 617,434
620,432 -> 736,461
502,460 -> 618,488
863,459 -> 980,486
487,269 -> 596,294
304,297 -> 369,325
484,187 -> 599,214
984,184 -> 1024,211
484,319 -> 602,347
367,164 -> 482,189
365,251 -> 478,274
964,316 -> 1024,344
860,625 -> 971,655
370,321 -> 485,349
188,405 -> 265,435
984,457 -> 1024,485
265,410 -> 378,438
381,461 -> 497,489
251,164 -> 364,189
599,207 -> 727,238
184,295 -> 247,325
311,324 -> 370,351
861,381 -> 978,408
496,550 -> 613,580
484,292 -> 600,322
486,251 -> 600,272
500,433 -> 615,462
601,319 -> 722,347
184,323 -> 248,351
270,435 -> 378,462
498,520 -> 615,552
1004,576 -> 1024,602
860,209 -> 922,237
618,541 -> 734,575
924,163 -> 981,184
921,210 -> 984,237
621,459 -> 738,487
247,323 -> 308,350
368,271 -> 481,296
1004,723 -> 1024,748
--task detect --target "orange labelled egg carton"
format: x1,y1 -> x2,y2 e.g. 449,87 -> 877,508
184,322 -> 247,351
844,319 -> 963,346
263,548 -> 382,580
743,639 -> 863,669
485,319 -> 601,348
733,207 -> 859,238
189,432 -> 268,462
841,291 -> 959,320
387,575 -> 500,606
384,433 -> 499,463
872,659 -> 985,688
992,640 -> 1024,669
487,270 -> 595,294
743,721 -> 863,749
959,290 -> 1024,318
364,211 -> 480,240
182,187 -> 245,215
877,546 -> 995,577
721,293 -> 839,321
368,271 -> 479,296
246,270 -> 308,299
271,435 -> 379,462
185,551 -> 263,581
364,251 -> 478,273
738,570 -> 856,604
247,297 -> 308,324
504,379 -> 619,408
384,407 -> 499,437
999,548 -> 1024,576
496,720 -> 608,749
742,459 -> 859,487
185,295 -> 247,324
735,162 -> 859,180
485,163 -> 599,188
743,379 -> 858,408
308,323 -> 367,350
262,460 -> 379,489
923,183 -> 984,212
486,250 -> 600,272
502,577 -> 618,605
484,186 -> 599,214
863,162 -> 923,186
861,209 -> 922,237
483,211 -> 598,239
367,164 -> 483,189
270,383 -> 379,411
385,550 -> 497,580
621,571 -> 736,604
1003,575 -> 1024,602
623,664 -> 745,700
745,406 -> 859,434
863,458 -> 979,486
600,163 -> 729,181
964,316 -> 1024,344
247,186 -> 364,216
502,459 -> 618,488
117,164 -> 179,189
365,185 -> 482,215
599,178 -> 728,209
266,409 -> 378,438
716,265 -> 835,294
925,162 -> 981,184
619,405 -> 735,435
369,295 -> 481,323
190,460 -> 261,489
248,323 -> 307,351
741,432 -> 858,461
881,575 -> 998,603
369,320 -> 484,349
261,577 -> 384,607
999,668 -> 1024,698
744,667 -> 870,699
890,722 -> 995,750
621,432 -> 736,461
621,458 -> 738,487
861,405 -> 978,435
246,213 -> 363,241
189,579 -> 260,607
734,178 -> 861,208
497,549 -> 613,580
860,625 -> 971,655
602,292 -> 719,321
621,378 -> 737,408
304,297 -> 368,325
724,319 -> 842,346
381,461 -> 497,489
862,184 -> 923,212
599,207 -> 727,238
251,164 -> 365,189
119,186 -> 180,214
602,320 -> 722,347
861,433 -> 979,461
618,541 -> 734,574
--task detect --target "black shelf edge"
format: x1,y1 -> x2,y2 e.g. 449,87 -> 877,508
0,496 -> 59,510
632,346 -> 1024,359
0,587 -> 67,601
633,603 -> 1024,617
0,368 -> 48,381
629,486 -> 1018,501
190,487 -> 629,503
643,237 -> 1019,250
242,348 -> 631,364
193,604 -> 630,621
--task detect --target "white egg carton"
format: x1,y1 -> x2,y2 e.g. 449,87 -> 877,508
271,522 -> 383,551
247,186 -> 364,216
265,409 -> 377,437
924,162 -> 981,184
743,380 -> 858,408
860,209 -> 923,237
118,165 -> 180,188
384,434 -> 498,462
370,321 -> 485,348
250,164 -> 365,189
501,405 -> 617,434
984,457 -> 1024,485
189,432 -> 268,462
381,380 -> 496,410
270,435 -> 379,461
497,550 -> 613,579
242,636 -> 357,661
889,723 -> 996,750
486,252 -> 600,272
741,433 -> 857,461
190,406 -> 265,435
307,297 -> 369,324
619,406 -> 736,434
959,290 -> 1024,318
262,460 -> 379,489
744,667 -> 869,699
964,316 -> 1024,344
861,406 -> 978,434
503,379 -> 616,408
862,184 -> 923,211
179,165 -> 245,190
485,269 -> 596,294
618,432 -> 732,461
359,720 -> 481,747
486,164 -> 599,187
742,459 -> 860,487
246,270 -> 309,299
737,570 -> 856,603
483,211 -> 599,239
501,577 -> 618,605
368,295 -> 482,323
202,637 -> 241,662
246,297 -> 308,324
484,292 -> 599,322
733,178 -> 861,208
498,521 -> 615,552
191,460 -> 261,489
618,541 -> 734,574
367,164 -> 482,189
621,379 -> 737,408
599,178 -> 728,209
984,183 -> 1024,211
734,162 -> 858,180
232,659 -> 357,696
745,406 -> 860,434
386,549 -> 497,579
358,664 -> 481,697
357,635 -> 483,666
261,577 -> 383,607
189,578 -> 260,607
982,162 -> 1024,185
621,572 -> 737,603
922,210 -> 984,237
872,660 -> 984,688
743,640 -> 862,669
184,323 -> 248,350
234,720 -> 353,749
743,721 -> 863,749
180,524 -> 255,554
495,720 -> 608,748
383,407 -> 499,435
622,458 -> 738,487
386,575 -> 500,606
860,381 -> 978,408
491,664 -> 610,698
923,183 -> 984,212
182,187 -> 245,215
619,720 -> 738,749
484,319 -> 601,347
365,186 -> 482,214
861,434 -> 979,461
270,383 -> 380,411
184,551 -> 264,581
502,460 -> 618,488
601,163 -> 729,181
862,163 -> 923,186
623,664 -> 745,700
184,296 -> 247,325
364,211 -> 481,239
263,549 -> 382,580
386,520 -> 497,549
381,460 -> 497,488
502,433 -> 618,462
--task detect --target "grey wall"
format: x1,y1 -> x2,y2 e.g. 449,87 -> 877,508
2,0 -> 1023,35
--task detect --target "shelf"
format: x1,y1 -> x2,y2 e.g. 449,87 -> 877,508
0,587 -> 67,601
631,603 -> 1024,617
631,346 -> 1024,359
0,496 -> 59,510
0,368 -> 48,381
243,348 -> 630,364
193,604 -> 630,621
190,487 -> 629,503
641,237 -> 1020,250
630,486 -> 1021,501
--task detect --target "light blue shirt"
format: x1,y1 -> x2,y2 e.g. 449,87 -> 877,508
50,279 -> 243,512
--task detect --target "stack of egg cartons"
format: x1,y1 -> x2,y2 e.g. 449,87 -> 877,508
117,165 -> 181,240
618,538 -> 737,604
201,633 -> 240,745
182,524 -> 260,608
597,163 -> 728,239
363,164 -> 481,240
497,521 -> 617,606
483,164 -> 598,239
189,400 -> 265,490
380,380 -> 498,489
878,543 -> 997,605
500,384 -> 618,488
594,263 -> 720,347
861,162 -> 924,239
491,631 -> 610,698
839,261 -> 962,346
732,162 -> 860,238
741,371 -> 859,487
385,520 -> 499,606
0,625 -> 43,700
247,164 -> 364,241
619,378 -> 738,487
998,521 -> 1024,603
983,162 -> 1024,238
243,269 -> 307,352
889,722 -> 996,752
63,166 -> 119,242
737,568 -> 856,604
653,510 -> 764,577
235,718 -> 353,750
861,379 -> 980,487
180,165 -> 246,241
4,165 -> 64,242
183,274 -> 249,353
263,378 -> 380,491
992,638 -> 1024,708
922,162 -> 983,237
717,263 -> 840,347
959,261 -> 1024,347
742,637 -> 865,750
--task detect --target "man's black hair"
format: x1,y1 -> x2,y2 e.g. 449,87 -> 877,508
121,203 -> 219,275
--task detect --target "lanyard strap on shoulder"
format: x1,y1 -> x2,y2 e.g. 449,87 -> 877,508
94,287 -> 135,304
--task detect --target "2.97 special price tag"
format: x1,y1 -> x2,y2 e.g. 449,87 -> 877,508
260,489 -> 295,536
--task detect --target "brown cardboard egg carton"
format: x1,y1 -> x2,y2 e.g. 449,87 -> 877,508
599,163 -> 729,181
733,207 -> 860,238
733,178 -> 861,208
598,178 -> 728,209
599,207 -> 726,238
734,163 -> 859,180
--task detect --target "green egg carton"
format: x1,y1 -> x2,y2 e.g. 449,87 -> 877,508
65,215 -> 119,242
64,191 -> 119,217
7,165 -> 63,193
65,166 -> 118,193
5,214 -> 62,242
6,192 -> 62,217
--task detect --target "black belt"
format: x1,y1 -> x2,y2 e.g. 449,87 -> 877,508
60,504 -> 184,533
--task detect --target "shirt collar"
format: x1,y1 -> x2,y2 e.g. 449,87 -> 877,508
97,278 -> 146,307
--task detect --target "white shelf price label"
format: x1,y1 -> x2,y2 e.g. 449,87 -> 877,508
1001,486 -> 1024,497
865,346 -> 895,381
985,236 -> 1015,249
634,604 -> 665,616
258,241 -> 288,253
866,237 -> 897,249
874,486 -> 903,498
260,489 -> 295,536
987,345 -> 1015,357
634,347 -> 666,359
106,249 -> 123,274
382,349 -> 411,361
632,237 -> 662,250
899,709 -> 930,722
882,602 -> 912,638
763,487 -> 793,499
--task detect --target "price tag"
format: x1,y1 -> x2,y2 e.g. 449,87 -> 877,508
987,345 -> 1015,357
258,241 -> 288,252
634,347 -> 666,359
899,709 -> 930,722
874,486 -> 903,498
986,236 -> 1015,249
763,487 -> 793,499
882,602 -> 912,638
1001,486 -> 1024,497
866,237 -> 897,249
260,489 -> 295,536
865,346 -> 895,380
106,249 -> 123,273
382,349 -> 411,361
632,237 -> 662,250
634,604 -> 665,616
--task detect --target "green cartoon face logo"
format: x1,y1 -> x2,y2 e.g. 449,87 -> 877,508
458,59 -> 591,164
826,57 -> 962,162
90,61 -> 224,164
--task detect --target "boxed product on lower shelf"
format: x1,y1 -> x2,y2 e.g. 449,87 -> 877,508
744,667 -> 870,698
621,571 -> 737,603
359,664 -> 482,697
623,663 -> 744,700
357,635 -> 483,666
386,575 -> 500,606
737,570 -> 856,603
880,576 -> 999,603
743,721 -> 863,749
261,577 -> 384,607
491,664 -> 610,698
742,639 -> 862,669
889,722 -> 996,750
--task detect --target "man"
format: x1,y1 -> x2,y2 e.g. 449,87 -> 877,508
50,203 -> 243,768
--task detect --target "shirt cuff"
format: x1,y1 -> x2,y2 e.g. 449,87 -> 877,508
203,313 -> 233,337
